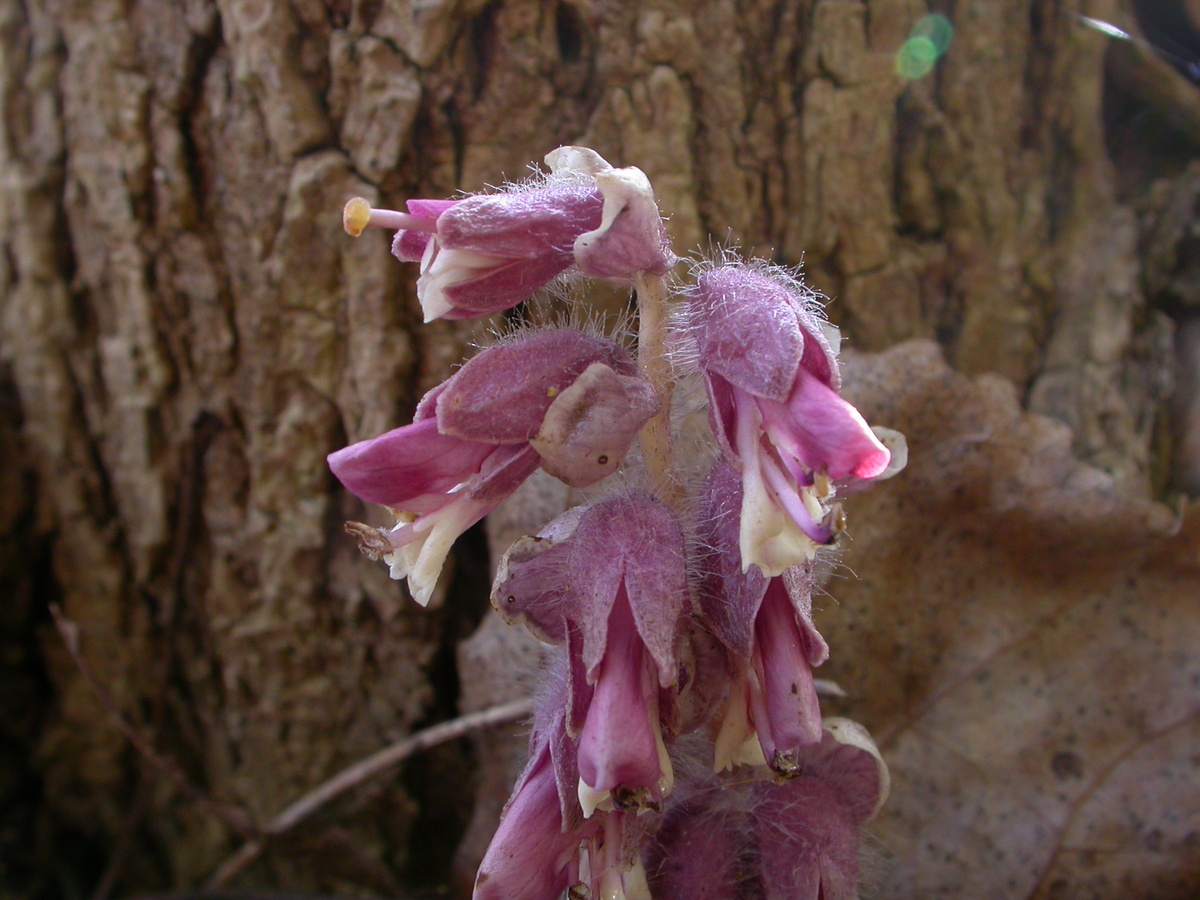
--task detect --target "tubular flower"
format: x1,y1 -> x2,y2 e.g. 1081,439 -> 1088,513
685,264 -> 903,575
646,720 -> 890,900
474,740 -> 587,900
474,653 -> 655,900
344,177 -> 602,322
329,329 -> 658,605
493,492 -> 688,816
343,147 -> 675,322
474,660 -> 601,900
698,462 -> 828,776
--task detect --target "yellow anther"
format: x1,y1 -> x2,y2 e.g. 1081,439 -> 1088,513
814,471 -> 832,499
547,386 -> 559,398
343,197 -> 372,237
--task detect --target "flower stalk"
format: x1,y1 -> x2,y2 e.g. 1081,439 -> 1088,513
634,270 -> 678,506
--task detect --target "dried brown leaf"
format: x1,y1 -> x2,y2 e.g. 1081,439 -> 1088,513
819,341 -> 1200,899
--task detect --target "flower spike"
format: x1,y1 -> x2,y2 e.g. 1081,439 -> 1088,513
330,145 -> 903,900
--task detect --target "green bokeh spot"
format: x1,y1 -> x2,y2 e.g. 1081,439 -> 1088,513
906,36 -> 939,63
912,13 -> 954,56
896,38 -> 937,80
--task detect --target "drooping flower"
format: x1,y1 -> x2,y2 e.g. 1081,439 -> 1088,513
343,146 -> 675,322
474,653 -> 656,900
646,720 -> 890,900
492,492 -> 688,816
474,742 -> 586,900
329,329 -> 658,605
684,263 -> 904,575
474,658 -> 599,900
697,461 -> 828,776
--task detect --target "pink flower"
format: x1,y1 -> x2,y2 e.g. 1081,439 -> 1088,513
574,582 -> 673,815
474,654 -> 655,900
329,329 -> 658,605
686,264 -> 902,574
493,492 -> 688,815
344,178 -> 602,321
754,721 -> 890,900
698,462 -> 828,775
474,742 -> 590,900
343,146 -> 675,322
474,663 -> 600,900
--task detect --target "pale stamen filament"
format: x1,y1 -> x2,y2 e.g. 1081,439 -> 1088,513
342,197 -> 439,237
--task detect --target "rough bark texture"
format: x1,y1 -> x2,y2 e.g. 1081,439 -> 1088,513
0,0 -> 1197,896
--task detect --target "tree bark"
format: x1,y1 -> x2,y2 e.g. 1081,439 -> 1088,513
0,0 -> 1196,895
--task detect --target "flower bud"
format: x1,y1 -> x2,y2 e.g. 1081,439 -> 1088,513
649,722 -> 889,900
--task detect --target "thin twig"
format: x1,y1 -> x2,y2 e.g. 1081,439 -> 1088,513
206,697 -> 533,888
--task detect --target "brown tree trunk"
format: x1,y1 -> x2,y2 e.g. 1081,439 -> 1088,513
1,0 -> 1197,896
